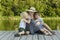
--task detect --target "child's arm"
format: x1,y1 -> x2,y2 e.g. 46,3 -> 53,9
36,20 -> 41,26
23,19 -> 31,24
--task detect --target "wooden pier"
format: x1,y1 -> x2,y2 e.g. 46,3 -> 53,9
0,30 -> 60,40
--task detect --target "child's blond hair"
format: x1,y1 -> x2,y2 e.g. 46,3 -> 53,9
20,12 -> 28,19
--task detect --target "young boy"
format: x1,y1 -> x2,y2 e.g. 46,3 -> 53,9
14,12 -> 31,37
33,12 -> 53,36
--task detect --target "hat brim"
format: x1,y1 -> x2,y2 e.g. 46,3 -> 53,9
27,10 -> 37,12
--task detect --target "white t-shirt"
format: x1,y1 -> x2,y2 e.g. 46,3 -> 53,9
19,19 -> 26,29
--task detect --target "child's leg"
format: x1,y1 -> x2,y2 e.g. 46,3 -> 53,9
14,28 -> 25,37
18,28 -> 25,35
40,29 -> 49,35
25,31 -> 30,34
43,23 -> 53,32
43,23 -> 55,34
26,23 -> 30,34
18,31 -> 25,35
43,28 -> 52,35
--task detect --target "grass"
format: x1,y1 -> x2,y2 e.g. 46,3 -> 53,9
0,16 -> 60,30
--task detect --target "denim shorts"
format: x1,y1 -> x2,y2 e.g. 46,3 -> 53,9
29,20 -> 44,33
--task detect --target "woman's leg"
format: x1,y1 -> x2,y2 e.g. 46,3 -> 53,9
29,20 -> 39,34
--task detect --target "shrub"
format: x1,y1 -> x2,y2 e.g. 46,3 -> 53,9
0,17 -> 60,30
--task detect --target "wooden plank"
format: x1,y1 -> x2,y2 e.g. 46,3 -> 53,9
1,31 -> 14,40
51,30 -> 59,40
44,30 -> 59,40
57,30 -> 60,33
14,37 -> 20,40
26,35 -> 32,40
51,35 -> 59,40
0,31 -> 5,36
20,35 -> 27,40
38,35 -> 44,40
44,35 -> 52,40
0,31 -> 60,40
0,31 -> 4,34
13,32 -> 20,40
0,31 -> 10,40
55,30 -> 60,40
32,34 -> 38,40
8,31 -> 17,40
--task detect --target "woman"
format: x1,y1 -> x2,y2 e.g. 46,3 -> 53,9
14,7 -> 37,37
27,7 -> 55,35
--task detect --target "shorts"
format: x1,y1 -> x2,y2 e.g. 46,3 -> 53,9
18,28 -> 25,32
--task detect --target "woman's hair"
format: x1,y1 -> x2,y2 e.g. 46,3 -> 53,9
26,11 -> 30,15
20,12 -> 28,18
33,12 -> 39,20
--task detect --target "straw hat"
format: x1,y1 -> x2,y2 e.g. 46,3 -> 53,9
27,7 -> 37,12
30,7 -> 36,11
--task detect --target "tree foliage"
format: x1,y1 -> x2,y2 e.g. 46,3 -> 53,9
0,0 -> 60,17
